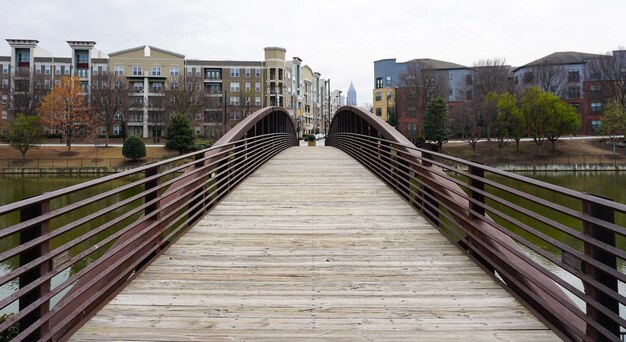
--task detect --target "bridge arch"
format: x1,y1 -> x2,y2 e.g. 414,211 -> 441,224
327,105 -> 594,340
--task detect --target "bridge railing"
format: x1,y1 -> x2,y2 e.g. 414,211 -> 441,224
328,106 -> 626,342
0,107 -> 297,341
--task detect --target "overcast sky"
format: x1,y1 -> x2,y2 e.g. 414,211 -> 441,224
1,0 -> 624,107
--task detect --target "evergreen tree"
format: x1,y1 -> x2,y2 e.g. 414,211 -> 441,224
122,135 -> 146,161
424,97 -> 451,149
164,114 -> 195,155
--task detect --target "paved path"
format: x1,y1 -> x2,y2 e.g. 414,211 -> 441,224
71,147 -> 559,341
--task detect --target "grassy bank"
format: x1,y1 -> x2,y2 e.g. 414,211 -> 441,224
443,138 -> 626,166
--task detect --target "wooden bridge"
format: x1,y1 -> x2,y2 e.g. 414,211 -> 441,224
0,106 -> 624,341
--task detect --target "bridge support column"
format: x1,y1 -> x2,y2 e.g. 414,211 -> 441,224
582,194 -> 619,342
19,198 -> 50,340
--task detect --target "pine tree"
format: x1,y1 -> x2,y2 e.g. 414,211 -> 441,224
164,114 -> 195,155
423,97 -> 451,150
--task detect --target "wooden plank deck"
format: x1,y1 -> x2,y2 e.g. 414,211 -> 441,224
71,146 -> 560,341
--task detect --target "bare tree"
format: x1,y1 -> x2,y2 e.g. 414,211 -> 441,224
464,58 -> 512,141
531,60 -> 568,97
164,75 -> 207,129
587,49 -> 626,107
450,103 -> 482,156
90,73 -> 130,146
9,67 -> 50,116
397,61 -> 448,137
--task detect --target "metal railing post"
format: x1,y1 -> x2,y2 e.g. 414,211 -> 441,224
19,198 -> 50,340
420,149 -> 438,224
468,163 -> 485,220
582,194 -> 619,341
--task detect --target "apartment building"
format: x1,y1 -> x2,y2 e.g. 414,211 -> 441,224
513,51 -> 604,135
375,51 -> 626,141
1,40 -> 328,140
373,58 -> 471,141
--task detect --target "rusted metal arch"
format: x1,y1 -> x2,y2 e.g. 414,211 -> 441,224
327,105 -> 587,341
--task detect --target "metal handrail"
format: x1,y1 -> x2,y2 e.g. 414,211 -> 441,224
0,106 -> 297,341
327,105 -> 626,342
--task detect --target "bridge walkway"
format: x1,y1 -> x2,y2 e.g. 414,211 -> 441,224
71,147 -> 559,341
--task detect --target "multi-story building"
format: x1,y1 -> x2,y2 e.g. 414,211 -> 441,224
512,51 -> 603,135
1,40 -> 329,140
373,58 -> 471,141
346,81 -> 357,106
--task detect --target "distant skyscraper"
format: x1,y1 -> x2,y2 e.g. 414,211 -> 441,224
347,81 -> 357,106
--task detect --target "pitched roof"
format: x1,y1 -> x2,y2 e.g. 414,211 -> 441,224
405,58 -> 468,70
515,51 -> 603,71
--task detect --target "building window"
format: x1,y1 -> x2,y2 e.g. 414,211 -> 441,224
2,111 -> 7,120
134,82 -> 144,92
514,75 -> 519,85
230,68 -> 240,77
44,65 -> 51,75
375,108 -> 382,116
279,69 -> 283,80
1,79 -> 7,89
568,70 -> 580,82
64,65 -> 70,75
375,92 -> 382,101
407,123 -> 417,137
113,126 -> 121,135
152,66 -> 161,76
195,126 -> 201,136
132,66 -> 142,76
591,102 -> 602,112
1,64 -> 7,74
35,64 -> 41,74
386,76 -> 391,86
245,82 -> 251,92
590,85 -> 601,92
54,80 -> 61,87
1,95 -> 7,105
169,66 -> 179,76
465,74 -> 473,85
270,69 -> 275,80
230,97 -> 240,106
591,120 -> 601,131
194,68 -> 200,77
255,68 -> 261,77
205,68 -> 221,80
186,67 -> 192,76
230,82 -> 240,92
44,80 -> 50,89
245,68 -> 251,77
255,82 -> 261,92
523,72 -> 534,84
152,82 -> 163,92
375,77 -> 383,88
255,96 -> 261,106
567,86 -> 580,99
114,66 -> 123,76
55,65 -> 61,75
448,89 -> 453,97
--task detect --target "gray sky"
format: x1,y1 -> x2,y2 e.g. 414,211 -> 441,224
1,0 -> 624,107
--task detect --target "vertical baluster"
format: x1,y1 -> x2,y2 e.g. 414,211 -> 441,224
582,194 -> 619,341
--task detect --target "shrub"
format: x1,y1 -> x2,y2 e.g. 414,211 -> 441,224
0,314 -> 19,341
192,140 -> 214,151
303,134 -> 316,142
122,135 -> 146,161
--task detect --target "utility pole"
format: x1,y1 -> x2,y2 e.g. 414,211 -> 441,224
327,79 -> 331,136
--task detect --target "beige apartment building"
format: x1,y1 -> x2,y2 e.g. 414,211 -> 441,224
0,39 -> 331,140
